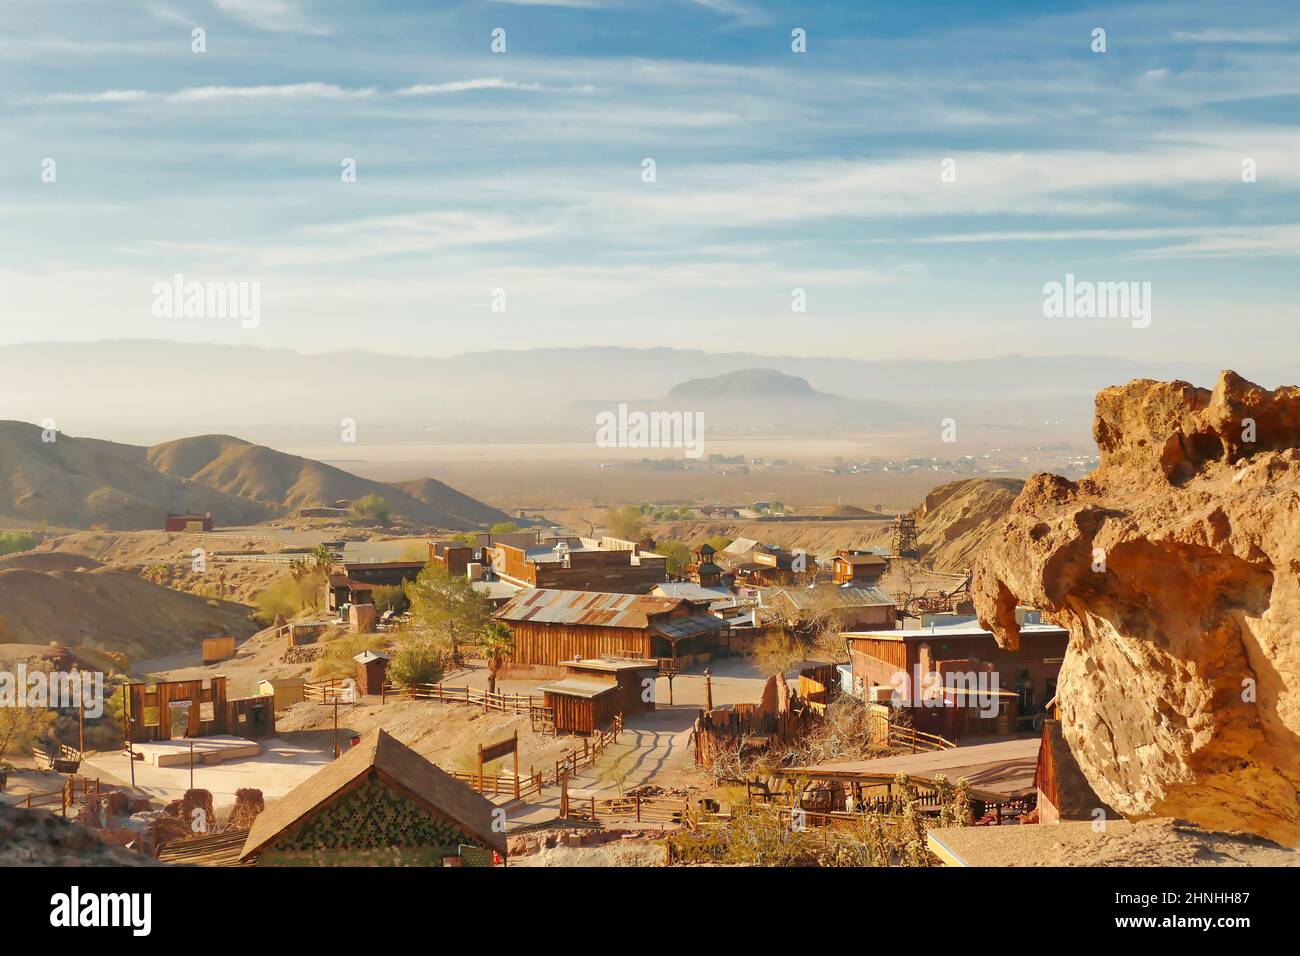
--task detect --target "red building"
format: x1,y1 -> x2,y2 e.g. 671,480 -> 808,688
165,512 -> 213,532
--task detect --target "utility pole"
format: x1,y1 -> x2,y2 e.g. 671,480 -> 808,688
333,698 -> 340,758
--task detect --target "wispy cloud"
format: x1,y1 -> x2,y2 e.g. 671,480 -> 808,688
211,0 -> 332,35
1173,29 -> 1290,44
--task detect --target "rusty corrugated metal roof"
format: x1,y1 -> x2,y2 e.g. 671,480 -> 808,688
494,588 -> 686,628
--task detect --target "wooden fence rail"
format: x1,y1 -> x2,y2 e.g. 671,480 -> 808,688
382,682 -> 555,734
18,776 -> 102,817
886,723 -> 956,753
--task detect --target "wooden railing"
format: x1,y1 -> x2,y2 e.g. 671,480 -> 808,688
447,769 -> 545,801
32,743 -> 83,773
569,794 -> 691,826
302,677 -> 354,703
382,682 -> 555,734
18,776 -> 102,816
887,724 -> 956,753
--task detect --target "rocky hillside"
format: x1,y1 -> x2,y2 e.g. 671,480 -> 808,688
0,551 -> 257,660
0,421 -> 512,531
887,477 -> 1024,571
973,371 -> 1300,847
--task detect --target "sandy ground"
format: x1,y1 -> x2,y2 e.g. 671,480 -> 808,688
930,818 -> 1300,867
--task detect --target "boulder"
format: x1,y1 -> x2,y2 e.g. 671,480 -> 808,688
973,371 -> 1300,846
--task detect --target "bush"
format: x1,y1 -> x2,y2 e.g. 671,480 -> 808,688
313,633 -> 387,680
386,638 -> 447,688
0,532 -> 37,557
352,494 -> 392,524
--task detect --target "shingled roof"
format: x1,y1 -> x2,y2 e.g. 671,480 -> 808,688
240,729 -> 506,860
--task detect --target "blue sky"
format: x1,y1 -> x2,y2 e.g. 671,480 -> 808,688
1,0 -> 1298,363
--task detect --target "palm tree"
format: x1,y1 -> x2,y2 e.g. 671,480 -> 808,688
479,622 -> 513,696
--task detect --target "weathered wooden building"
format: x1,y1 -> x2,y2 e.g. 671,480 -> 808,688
494,588 -> 726,670
764,584 -> 896,632
239,729 -> 506,866
124,676 -> 275,742
844,621 -> 1068,739
831,549 -> 888,584
487,540 -> 667,594
539,658 -> 658,734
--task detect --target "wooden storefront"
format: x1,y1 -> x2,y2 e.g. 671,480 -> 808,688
124,677 -> 275,743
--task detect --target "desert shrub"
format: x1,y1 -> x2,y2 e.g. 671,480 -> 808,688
0,532 -> 37,556
753,630 -> 806,675
352,494 -> 391,523
254,575 -> 319,626
371,584 -> 408,614
313,633 -> 387,680
386,637 -> 447,688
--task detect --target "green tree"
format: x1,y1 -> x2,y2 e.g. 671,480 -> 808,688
655,539 -> 693,577
387,637 -> 447,688
403,563 -> 492,658
352,494 -> 392,523
0,532 -> 37,557
371,584 -> 408,615
605,505 -> 644,541
489,521 -> 520,534
705,534 -> 733,552
0,706 -> 56,763
479,621 -> 513,695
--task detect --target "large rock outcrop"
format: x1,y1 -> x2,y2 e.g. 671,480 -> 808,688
973,371 -> 1300,846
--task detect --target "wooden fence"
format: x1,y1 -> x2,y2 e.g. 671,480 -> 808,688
568,793 -> 691,826
31,743 -> 83,774
885,723 -> 956,753
302,677 -> 355,704
17,776 -> 102,816
382,682 -> 555,734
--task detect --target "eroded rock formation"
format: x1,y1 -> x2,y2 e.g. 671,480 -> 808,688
973,371 -> 1300,846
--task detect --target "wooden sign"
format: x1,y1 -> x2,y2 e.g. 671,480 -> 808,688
478,732 -> 518,765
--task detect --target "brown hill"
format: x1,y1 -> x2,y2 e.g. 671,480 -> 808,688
905,477 -> 1025,571
0,558 -> 257,660
0,421 -> 512,531
0,421 -> 270,529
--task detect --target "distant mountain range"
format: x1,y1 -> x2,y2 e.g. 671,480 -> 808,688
0,421 -> 511,531
0,339 -> 1291,445
573,368 -> 919,427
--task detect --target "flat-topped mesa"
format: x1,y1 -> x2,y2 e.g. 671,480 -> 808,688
973,370 -> 1300,847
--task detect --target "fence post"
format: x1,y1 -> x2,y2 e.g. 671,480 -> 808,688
636,795 -> 641,822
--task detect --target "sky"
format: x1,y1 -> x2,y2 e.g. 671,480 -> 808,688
1,0 -> 1298,364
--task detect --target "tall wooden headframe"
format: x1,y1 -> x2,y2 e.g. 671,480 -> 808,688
890,515 -> 919,559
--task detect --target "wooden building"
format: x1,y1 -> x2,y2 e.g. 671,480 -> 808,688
844,621 -> 1068,740
831,549 -> 888,584
354,650 -> 389,696
732,548 -> 817,587
258,678 -> 305,712
487,541 -> 667,594
494,588 -> 726,670
240,729 -> 506,866
165,512 -> 213,532
1034,713 -> 1119,825
764,584 -> 896,632
124,677 -> 275,742
539,658 -> 657,734
687,543 -> 725,587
